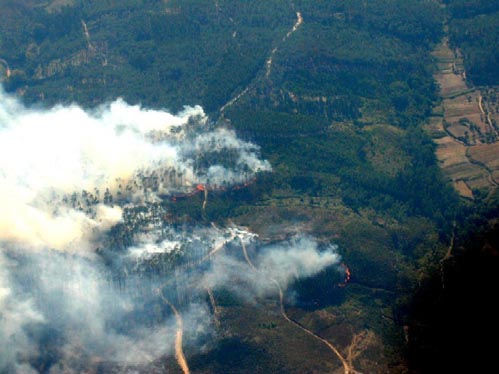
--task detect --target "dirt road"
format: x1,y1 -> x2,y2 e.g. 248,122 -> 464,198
265,11 -> 303,78
220,10 -> 303,115
238,234 -> 356,374
205,286 -> 220,327
202,186 -> 208,212
81,20 -> 96,51
0,58 -> 11,78
478,94 -> 498,138
157,289 -> 190,374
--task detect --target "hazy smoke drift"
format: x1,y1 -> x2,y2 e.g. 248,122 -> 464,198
203,234 -> 341,301
0,86 -> 270,251
0,230 -> 341,373
0,87 -> 340,373
0,86 -> 270,372
0,246 -> 185,373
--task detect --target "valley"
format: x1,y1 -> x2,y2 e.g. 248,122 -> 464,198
0,1 -> 497,373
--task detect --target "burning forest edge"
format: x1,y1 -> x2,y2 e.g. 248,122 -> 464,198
0,87 -> 346,373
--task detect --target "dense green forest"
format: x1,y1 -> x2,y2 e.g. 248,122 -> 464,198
445,0 -> 499,85
0,0 -> 457,221
0,0 -> 497,372
1,0 -> 296,110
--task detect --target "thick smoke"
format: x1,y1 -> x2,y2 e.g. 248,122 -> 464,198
0,250 -> 44,374
256,237 -> 340,287
0,87 -> 340,373
203,233 -> 340,301
0,86 -> 270,251
0,244 -> 190,374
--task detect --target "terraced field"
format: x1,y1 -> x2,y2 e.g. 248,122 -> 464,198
428,38 -> 499,198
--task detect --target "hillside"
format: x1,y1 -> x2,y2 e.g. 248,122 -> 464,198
0,1 -> 497,373
426,1 -> 499,201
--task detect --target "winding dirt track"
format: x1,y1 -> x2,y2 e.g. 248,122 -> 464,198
155,224 -> 237,373
194,229 -> 237,266
81,20 -> 96,51
157,223 -> 358,373
205,286 -> 221,327
202,187 -> 208,212
265,11 -> 302,78
478,95 -> 497,138
220,10 -> 303,115
219,86 -> 250,114
238,235 -> 355,374
0,58 -> 11,78
158,289 -> 190,374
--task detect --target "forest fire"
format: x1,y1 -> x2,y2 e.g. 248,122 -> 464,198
170,179 -> 256,202
171,185 -> 207,201
338,263 -> 351,288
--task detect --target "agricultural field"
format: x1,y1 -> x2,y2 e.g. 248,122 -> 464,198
428,38 -> 499,198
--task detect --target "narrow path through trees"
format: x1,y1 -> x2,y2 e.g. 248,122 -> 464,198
220,10 -> 303,115
238,234 -> 358,374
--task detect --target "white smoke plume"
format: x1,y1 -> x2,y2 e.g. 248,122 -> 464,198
256,237 -> 340,288
0,250 -> 44,374
203,233 -> 341,301
0,86 -> 340,373
0,86 -> 270,251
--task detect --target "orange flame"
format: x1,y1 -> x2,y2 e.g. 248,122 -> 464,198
170,179 -> 256,202
338,263 -> 351,288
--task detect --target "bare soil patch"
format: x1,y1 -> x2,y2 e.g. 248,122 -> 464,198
469,143 -> 499,170
435,137 -> 468,168
454,180 -> 473,199
430,39 -> 499,197
435,72 -> 468,97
